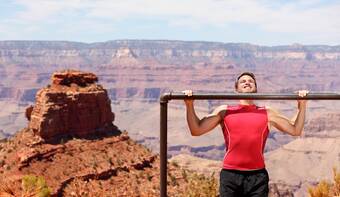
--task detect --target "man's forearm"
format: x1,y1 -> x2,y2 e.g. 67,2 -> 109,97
293,105 -> 307,136
186,103 -> 201,135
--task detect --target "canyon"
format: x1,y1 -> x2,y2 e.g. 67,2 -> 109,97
0,40 -> 339,195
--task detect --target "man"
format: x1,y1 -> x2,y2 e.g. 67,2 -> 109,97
183,72 -> 308,197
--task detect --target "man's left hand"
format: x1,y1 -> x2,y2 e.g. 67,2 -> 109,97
297,90 -> 309,109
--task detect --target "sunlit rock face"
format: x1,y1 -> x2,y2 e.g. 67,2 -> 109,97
27,70 -> 115,141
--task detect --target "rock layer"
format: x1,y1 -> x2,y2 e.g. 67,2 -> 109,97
51,70 -> 98,86
27,70 -> 115,141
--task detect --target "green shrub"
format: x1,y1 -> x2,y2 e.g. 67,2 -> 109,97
22,175 -> 51,197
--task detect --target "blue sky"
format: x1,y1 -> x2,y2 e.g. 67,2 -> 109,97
0,0 -> 339,46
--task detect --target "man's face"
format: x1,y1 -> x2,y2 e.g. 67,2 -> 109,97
236,75 -> 257,93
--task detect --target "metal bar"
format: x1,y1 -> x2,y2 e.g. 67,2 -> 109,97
161,92 -> 340,102
160,100 -> 168,197
159,92 -> 340,196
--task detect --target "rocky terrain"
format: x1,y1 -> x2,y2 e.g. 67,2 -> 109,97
0,70 -> 218,196
0,40 -> 340,195
0,127 -> 203,196
265,137 -> 340,196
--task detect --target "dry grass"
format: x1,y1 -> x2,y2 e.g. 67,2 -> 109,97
308,167 -> 340,197
182,169 -> 218,197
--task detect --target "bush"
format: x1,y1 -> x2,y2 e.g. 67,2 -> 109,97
183,170 -> 218,197
308,167 -> 340,197
22,175 -> 51,197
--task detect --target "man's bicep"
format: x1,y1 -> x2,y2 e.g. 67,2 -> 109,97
195,114 -> 223,135
267,107 -> 296,135
201,105 -> 227,129
267,107 -> 290,123
267,107 -> 293,132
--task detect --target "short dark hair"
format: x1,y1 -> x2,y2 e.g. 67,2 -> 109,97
235,72 -> 257,90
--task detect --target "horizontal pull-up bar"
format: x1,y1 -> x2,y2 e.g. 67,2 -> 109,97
159,92 -> 340,197
160,92 -> 340,102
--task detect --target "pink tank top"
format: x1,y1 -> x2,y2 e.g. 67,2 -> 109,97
222,104 -> 269,170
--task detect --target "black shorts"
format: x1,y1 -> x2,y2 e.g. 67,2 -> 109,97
219,168 -> 269,197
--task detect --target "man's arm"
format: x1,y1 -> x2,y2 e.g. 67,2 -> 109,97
185,99 -> 226,136
267,90 -> 308,136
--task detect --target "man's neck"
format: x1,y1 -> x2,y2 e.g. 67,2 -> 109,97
239,100 -> 254,105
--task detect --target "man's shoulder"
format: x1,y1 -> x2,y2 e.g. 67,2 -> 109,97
212,105 -> 228,115
264,106 -> 277,112
264,106 -> 283,118
215,105 -> 228,111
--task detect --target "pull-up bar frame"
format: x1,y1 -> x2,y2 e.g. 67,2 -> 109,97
159,92 -> 340,197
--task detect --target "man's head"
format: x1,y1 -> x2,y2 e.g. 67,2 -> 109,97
235,72 -> 257,93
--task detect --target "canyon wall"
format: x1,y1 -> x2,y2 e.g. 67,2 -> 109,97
0,40 -> 339,195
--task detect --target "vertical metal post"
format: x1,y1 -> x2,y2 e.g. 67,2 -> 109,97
160,100 -> 168,197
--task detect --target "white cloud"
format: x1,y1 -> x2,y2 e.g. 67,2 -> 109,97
14,0 -> 68,21
2,0 -> 340,44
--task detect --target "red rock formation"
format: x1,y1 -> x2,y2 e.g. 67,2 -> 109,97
25,105 -> 33,121
27,70 -> 115,141
51,70 -> 98,87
